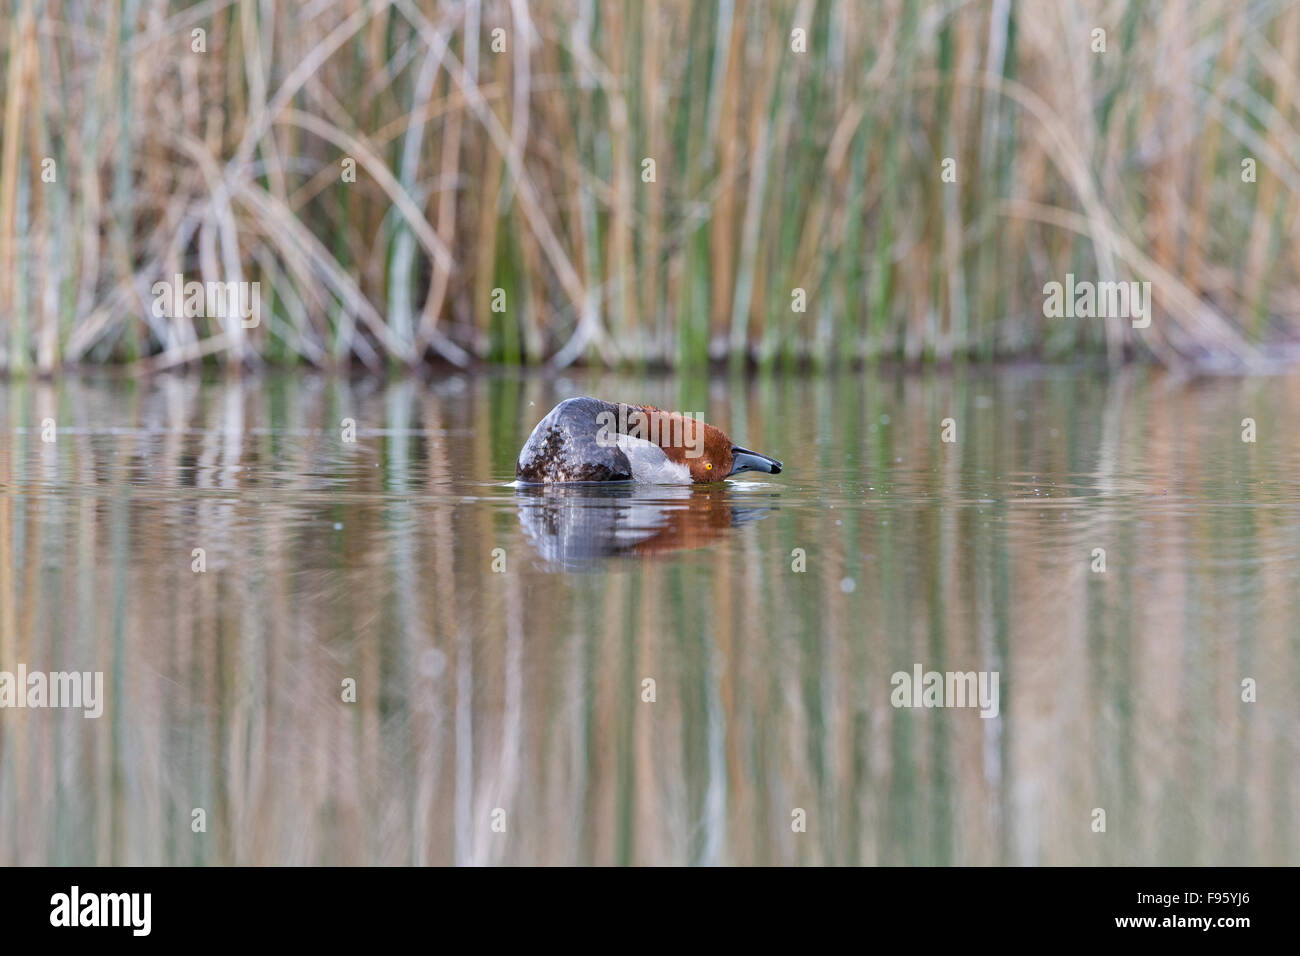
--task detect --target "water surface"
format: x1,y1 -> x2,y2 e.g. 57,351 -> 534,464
0,368 -> 1296,864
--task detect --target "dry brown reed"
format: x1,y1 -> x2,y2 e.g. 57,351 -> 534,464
0,0 -> 1298,373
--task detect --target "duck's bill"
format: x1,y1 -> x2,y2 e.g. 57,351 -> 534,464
728,446 -> 783,476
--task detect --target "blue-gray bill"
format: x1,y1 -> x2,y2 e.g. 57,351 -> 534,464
728,446 -> 783,476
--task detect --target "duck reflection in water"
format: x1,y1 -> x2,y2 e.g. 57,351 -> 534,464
514,482 -> 775,570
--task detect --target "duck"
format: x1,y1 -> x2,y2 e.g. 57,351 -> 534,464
516,396 -> 783,484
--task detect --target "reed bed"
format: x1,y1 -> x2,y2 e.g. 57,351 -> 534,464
0,0 -> 1298,373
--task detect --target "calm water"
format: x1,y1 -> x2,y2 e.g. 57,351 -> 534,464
0,368 -> 1296,865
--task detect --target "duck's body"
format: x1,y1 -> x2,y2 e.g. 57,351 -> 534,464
516,397 -> 782,485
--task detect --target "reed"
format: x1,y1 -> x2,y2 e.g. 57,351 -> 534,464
0,0 -> 1298,373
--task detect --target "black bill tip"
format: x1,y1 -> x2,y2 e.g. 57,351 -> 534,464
729,446 -> 783,477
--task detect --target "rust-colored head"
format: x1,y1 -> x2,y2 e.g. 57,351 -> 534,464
683,420 -> 735,483
633,405 -> 783,483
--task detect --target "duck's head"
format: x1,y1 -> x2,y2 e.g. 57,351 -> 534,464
688,421 -> 783,483
629,404 -> 784,483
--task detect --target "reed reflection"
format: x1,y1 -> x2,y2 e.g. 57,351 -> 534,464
0,370 -> 1295,865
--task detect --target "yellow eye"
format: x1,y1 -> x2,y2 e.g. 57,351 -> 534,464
705,463 -> 713,471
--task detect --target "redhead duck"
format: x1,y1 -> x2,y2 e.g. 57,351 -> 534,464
516,397 -> 783,484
